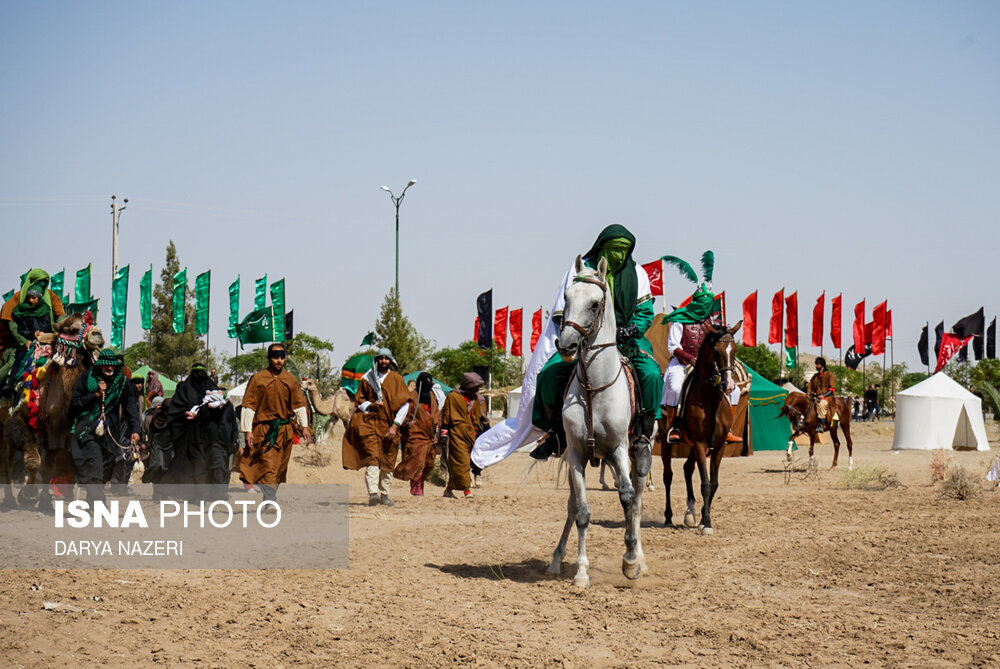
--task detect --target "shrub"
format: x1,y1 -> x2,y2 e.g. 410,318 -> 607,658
838,466 -> 902,491
939,465 -> 981,500
928,449 -> 952,484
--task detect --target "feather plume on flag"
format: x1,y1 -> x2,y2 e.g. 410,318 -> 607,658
700,250 -> 714,284
661,256 -> 697,284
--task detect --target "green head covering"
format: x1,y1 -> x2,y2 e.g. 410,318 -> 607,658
12,269 -> 55,326
664,283 -> 716,325
96,348 -> 123,367
582,225 -> 638,326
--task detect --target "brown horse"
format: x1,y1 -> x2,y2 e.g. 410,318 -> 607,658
779,391 -> 854,469
658,321 -> 742,535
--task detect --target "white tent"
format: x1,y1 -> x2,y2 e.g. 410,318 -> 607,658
228,381 -> 248,407
892,373 -> 990,451
507,386 -> 522,417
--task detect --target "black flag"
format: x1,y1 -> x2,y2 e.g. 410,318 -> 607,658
988,318 -> 996,360
284,310 -> 294,341
476,289 -> 493,349
918,324 -> 929,367
845,344 -> 871,370
934,321 -> 944,359
953,307 -> 985,361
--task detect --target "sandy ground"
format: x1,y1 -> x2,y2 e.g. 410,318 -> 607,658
2,421 -> 1000,668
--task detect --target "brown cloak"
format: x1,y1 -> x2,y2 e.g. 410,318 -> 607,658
342,370 -> 410,471
0,290 -> 65,355
393,392 -> 441,481
441,390 -> 486,490
238,368 -> 307,486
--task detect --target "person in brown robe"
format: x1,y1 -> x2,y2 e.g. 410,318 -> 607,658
807,357 -> 837,431
393,372 -> 441,496
238,342 -> 311,503
342,348 -> 411,507
441,372 -> 487,499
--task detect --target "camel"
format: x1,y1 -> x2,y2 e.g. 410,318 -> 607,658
301,379 -> 355,441
0,314 -> 103,507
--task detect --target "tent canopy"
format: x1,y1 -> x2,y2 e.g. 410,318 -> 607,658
892,372 -> 990,451
130,365 -> 177,398
744,364 -> 792,451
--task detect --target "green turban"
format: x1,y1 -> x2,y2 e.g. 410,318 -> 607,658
664,284 -> 715,325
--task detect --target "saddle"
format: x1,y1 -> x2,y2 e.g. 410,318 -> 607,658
567,354 -> 641,462
676,359 -> 749,421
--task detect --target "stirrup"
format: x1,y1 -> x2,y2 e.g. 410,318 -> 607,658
666,427 -> 681,444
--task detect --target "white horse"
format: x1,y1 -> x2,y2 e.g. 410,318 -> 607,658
546,256 -> 646,587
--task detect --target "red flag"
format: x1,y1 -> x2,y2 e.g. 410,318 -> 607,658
853,300 -> 866,353
864,321 -> 874,345
784,291 -> 798,348
716,291 -> 726,324
742,291 -> 757,347
768,289 -> 784,344
641,260 -> 663,296
530,308 -> 542,352
494,307 -> 508,351
830,294 -> 842,349
474,317 -> 479,342
886,309 -> 893,338
811,292 -> 825,347
936,333 -> 974,372
509,308 -> 523,357
871,301 -> 887,356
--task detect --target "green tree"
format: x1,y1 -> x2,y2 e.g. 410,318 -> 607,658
225,349 -> 266,386
430,341 -> 522,389
373,288 -> 434,374
123,341 -> 148,371
285,332 -> 337,393
900,372 -> 929,390
736,344 -> 781,381
148,241 -> 218,378
971,358 -> 1000,389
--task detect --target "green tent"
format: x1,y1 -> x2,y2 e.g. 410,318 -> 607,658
402,371 -> 452,396
743,363 -> 791,451
340,353 -> 373,395
130,365 -> 177,398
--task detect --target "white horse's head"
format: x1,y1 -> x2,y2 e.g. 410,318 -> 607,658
556,255 -> 609,362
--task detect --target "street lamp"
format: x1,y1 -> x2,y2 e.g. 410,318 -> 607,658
111,195 -> 128,278
381,179 -> 417,297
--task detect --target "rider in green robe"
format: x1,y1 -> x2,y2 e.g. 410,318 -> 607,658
530,224 -> 663,464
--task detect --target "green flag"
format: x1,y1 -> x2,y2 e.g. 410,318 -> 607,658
173,269 -> 187,334
66,298 -> 99,320
50,269 -> 65,300
110,265 -> 129,350
195,270 -> 211,335
228,277 -> 240,338
269,279 -> 285,343
254,275 -> 267,310
75,264 -> 92,303
784,346 -> 797,369
140,265 -> 153,330
361,332 -> 375,346
236,307 -> 274,347
3,289 -> 13,302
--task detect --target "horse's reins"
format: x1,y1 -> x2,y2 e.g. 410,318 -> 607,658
564,274 -> 625,451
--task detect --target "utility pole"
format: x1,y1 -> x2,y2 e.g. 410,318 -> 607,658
111,195 -> 127,279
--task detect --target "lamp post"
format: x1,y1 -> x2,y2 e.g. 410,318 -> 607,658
111,194 -> 128,278
380,179 -> 417,297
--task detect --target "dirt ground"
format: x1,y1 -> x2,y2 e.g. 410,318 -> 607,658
3,421 -> 1000,668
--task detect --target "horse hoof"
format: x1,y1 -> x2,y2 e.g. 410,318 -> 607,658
545,562 -> 562,575
622,559 -> 642,580
684,513 -> 697,528
700,526 -> 714,536
16,489 -> 38,508
573,575 -> 590,588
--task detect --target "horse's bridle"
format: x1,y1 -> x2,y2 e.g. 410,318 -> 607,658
702,332 -> 736,392
562,273 -> 625,450
562,275 -> 614,350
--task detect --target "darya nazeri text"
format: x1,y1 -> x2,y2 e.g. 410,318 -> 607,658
54,540 -> 183,556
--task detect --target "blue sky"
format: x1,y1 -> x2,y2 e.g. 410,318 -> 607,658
2,1 -> 997,371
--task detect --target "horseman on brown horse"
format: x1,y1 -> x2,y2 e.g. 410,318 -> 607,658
780,357 -> 854,469
656,252 -> 743,534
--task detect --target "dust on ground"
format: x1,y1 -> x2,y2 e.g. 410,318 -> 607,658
3,421 -> 1000,668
